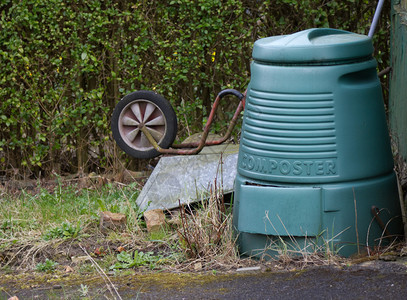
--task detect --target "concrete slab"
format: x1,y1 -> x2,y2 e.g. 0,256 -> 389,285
136,143 -> 239,211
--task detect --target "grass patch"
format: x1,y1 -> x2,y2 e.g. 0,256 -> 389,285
35,258 -> 59,272
0,181 -> 142,238
0,180 -> 148,270
110,250 -> 163,270
43,221 -> 82,240
0,177 -> 243,273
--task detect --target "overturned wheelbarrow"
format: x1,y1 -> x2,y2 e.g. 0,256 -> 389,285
111,89 -> 245,159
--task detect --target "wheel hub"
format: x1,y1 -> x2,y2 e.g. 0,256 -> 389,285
118,100 -> 167,151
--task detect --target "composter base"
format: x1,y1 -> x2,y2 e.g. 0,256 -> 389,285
233,172 -> 403,258
237,232 -> 326,260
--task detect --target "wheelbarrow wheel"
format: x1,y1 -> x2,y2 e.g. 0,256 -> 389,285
111,90 -> 177,159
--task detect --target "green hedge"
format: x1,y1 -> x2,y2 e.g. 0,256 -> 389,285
0,0 -> 388,176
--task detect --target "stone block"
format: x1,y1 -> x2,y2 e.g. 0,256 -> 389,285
99,211 -> 127,232
144,209 -> 166,232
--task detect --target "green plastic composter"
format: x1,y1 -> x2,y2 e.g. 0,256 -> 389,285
233,28 -> 402,257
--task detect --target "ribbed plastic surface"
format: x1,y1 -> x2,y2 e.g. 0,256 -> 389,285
238,59 -> 394,184
242,89 -> 337,175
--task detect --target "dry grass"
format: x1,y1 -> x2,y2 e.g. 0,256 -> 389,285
252,213 -> 349,269
174,177 -> 240,270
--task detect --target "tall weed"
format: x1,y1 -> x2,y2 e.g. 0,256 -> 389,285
176,178 -> 238,264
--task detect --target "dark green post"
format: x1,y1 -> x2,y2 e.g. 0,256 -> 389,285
390,0 -> 407,162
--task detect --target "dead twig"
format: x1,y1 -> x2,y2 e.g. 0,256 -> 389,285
79,244 -> 122,300
353,188 -> 360,256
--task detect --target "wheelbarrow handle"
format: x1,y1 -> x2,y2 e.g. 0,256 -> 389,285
142,88 -> 246,155
218,89 -> 245,101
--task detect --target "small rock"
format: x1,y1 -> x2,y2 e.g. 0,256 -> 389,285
78,176 -> 91,189
94,247 -> 106,257
99,211 -> 127,232
379,254 -> 398,261
8,296 -> 19,300
123,169 -> 150,182
144,209 -> 167,232
115,169 -> 151,183
71,256 -> 91,264
117,246 -> 125,253
236,266 -> 261,272
64,265 -> 74,273
400,246 -> 407,256
194,262 -> 203,271
357,261 -> 377,269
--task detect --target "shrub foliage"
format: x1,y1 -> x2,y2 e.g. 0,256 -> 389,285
0,0 -> 389,176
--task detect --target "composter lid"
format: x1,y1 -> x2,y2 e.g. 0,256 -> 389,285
252,28 -> 373,64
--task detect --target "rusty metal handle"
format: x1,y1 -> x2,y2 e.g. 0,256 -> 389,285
142,88 -> 245,155
217,89 -> 244,101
